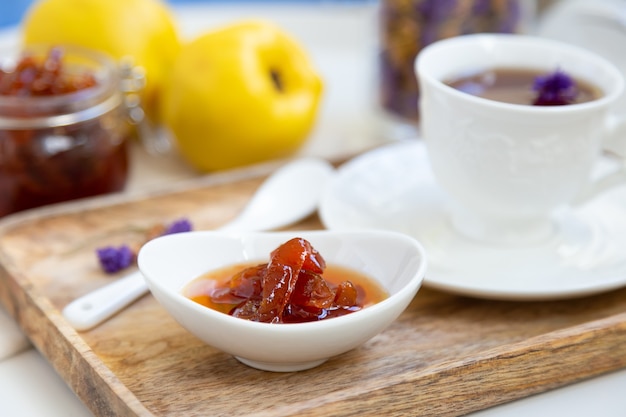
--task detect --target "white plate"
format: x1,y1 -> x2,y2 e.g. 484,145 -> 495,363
319,141 -> 626,300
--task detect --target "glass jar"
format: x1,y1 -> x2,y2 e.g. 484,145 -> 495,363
379,0 -> 535,138
0,45 -> 132,217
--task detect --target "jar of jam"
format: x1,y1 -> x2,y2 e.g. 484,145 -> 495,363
0,45 -> 132,217
378,0 -> 535,138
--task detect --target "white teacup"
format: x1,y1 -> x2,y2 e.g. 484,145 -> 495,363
415,34 -> 626,245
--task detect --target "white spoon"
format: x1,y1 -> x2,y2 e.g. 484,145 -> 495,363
62,158 -> 335,331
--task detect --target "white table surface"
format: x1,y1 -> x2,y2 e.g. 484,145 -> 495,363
1,347 -> 625,417
1,3 -> 626,416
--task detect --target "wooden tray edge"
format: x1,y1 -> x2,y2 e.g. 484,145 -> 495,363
0,263 -> 150,416
250,313 -> 626,416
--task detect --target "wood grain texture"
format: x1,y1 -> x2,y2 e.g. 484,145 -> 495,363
0,163 -> 625,417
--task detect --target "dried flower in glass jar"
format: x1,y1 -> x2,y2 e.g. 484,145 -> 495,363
379,0 -> 530,122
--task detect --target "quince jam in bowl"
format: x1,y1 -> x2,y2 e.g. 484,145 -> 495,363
0,45 -> 130,217
138,230 -> 427,372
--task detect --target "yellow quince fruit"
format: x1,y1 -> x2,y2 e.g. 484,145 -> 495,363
21,0 -> 181,122
160,20 -> 323,172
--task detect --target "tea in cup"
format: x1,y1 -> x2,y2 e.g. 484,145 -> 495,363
415,34 -> 625,245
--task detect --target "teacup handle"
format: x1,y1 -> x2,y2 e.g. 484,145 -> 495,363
574,115 -> 626,204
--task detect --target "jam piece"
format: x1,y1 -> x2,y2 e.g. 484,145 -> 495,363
195,238 -> 367,323
257,237 -> 324,322
229,264 -> 265,299
333,281 -> 358,307
290,270 -> 334,310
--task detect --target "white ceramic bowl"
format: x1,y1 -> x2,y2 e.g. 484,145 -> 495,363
137,230 -> 427,372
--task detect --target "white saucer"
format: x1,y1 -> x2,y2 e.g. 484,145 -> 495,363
319,141 -> 626,300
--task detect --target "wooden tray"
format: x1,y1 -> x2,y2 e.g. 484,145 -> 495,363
1,162 -> 625,417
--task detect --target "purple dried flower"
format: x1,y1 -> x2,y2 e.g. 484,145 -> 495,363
96,245 -> 135,274
95,218 -> 192,274
496,0 -> 523,33
471,0 -> 491,16
533,69 -> 578,106
417,0 -> 458,46
162,218 -> 193,235
417,0 -> 457,21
